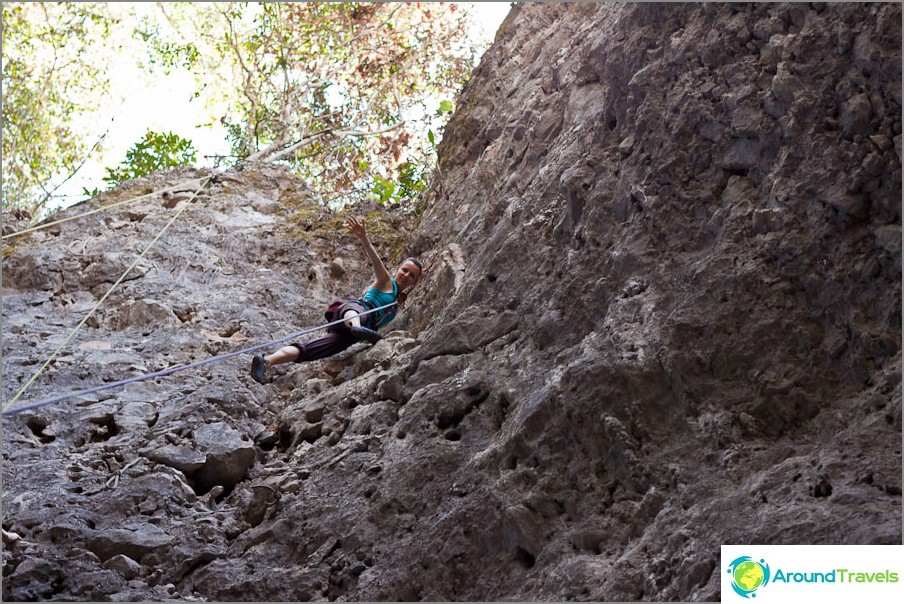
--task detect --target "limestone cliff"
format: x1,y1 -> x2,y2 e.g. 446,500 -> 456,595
2,3 -> 901,601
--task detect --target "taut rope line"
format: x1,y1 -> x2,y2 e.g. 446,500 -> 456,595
2,301 -> 398,416
1,177 -> 209,241
2,177 -> 212,413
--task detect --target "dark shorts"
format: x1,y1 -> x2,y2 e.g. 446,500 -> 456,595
289,299 -> 373,363
290,329 -> 356,362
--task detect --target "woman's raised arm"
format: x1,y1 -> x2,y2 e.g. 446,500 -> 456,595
346,215 -> 393,291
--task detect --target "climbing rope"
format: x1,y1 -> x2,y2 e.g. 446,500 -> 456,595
1,301 -> 398,416
1,176 -> 210,241
2,177 -> 212,414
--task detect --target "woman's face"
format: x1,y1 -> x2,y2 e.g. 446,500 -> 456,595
395,260 -> 422,290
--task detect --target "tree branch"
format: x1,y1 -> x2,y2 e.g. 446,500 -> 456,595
219,3 -> 260,151
37,122 -> 111,210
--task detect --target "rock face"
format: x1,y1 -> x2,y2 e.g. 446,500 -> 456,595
2,3 -> 901,602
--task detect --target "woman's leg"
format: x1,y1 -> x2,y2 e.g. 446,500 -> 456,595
263,345 -> 300,367
293,331 -> 357,361
250,331 -> 357,383
265,333 -> 359,366
251,345 -> 297,383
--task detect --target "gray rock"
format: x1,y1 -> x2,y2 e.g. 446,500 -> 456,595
192,422 -> 256,493
771,62 -> 799,106
874,224 -> 901,257
116,401 -> 158,432
819,185 -> 870,218
328,257 -> 347,278
142,443 -> 207,474
85,524 -> 173,563
1,4 -> 899,602
111,298 -> 178,330
841,93 -> 873,140
245,191 -> 281,215
718,138 -> 762,171
103,554 -> 142,580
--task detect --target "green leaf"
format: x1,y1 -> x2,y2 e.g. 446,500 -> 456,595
102,130 -> 197,187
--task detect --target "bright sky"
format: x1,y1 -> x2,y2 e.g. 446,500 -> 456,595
52,2 -> 512,210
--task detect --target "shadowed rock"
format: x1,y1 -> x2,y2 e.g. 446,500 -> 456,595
1,3 -> 900,602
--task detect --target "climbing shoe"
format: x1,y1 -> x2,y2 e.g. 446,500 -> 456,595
251,354 -> 267,384
348,326 -> 382,344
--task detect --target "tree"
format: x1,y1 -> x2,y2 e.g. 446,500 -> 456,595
100,130 -> 198,188
143,2 -> 480,206
1,2 -> 116,216
1,3 -> 486,215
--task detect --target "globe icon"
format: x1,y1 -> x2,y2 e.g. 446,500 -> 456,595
733,560 -> 765,592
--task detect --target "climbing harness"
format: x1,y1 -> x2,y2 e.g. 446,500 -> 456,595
1,301 -> 398,417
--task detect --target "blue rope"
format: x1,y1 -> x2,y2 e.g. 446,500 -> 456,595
1,301 -> 398,417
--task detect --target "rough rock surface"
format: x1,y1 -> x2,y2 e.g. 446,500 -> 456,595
2,3 -> 901,601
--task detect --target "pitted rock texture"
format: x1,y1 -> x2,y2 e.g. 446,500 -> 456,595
2,3 -> 901,602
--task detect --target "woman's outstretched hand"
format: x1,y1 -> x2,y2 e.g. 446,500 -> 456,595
347,213 -> 392,288
346,215 -> 367,240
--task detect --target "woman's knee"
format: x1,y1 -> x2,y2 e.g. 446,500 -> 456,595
281,345 -> 302,359
342,310 -> 362,328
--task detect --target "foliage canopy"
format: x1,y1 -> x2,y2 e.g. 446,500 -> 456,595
1,2 -> 485,216
1,2 -> 117,216
101,130 -> 198,189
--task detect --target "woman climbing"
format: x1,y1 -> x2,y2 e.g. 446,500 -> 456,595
250,215 -> 424,384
